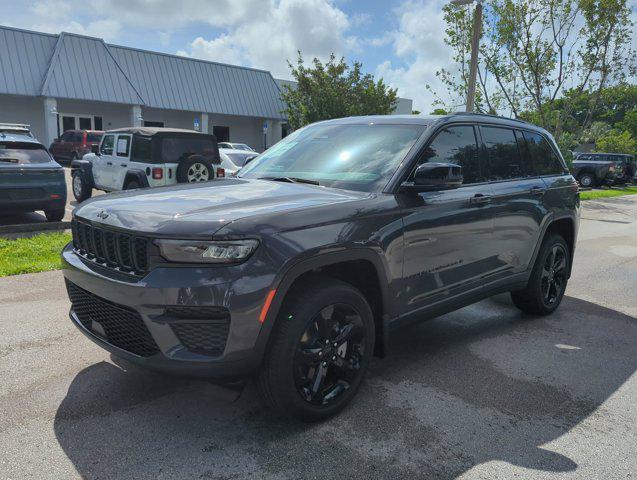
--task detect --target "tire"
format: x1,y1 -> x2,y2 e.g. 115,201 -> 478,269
511,234 -> 570,316
72,172 -> 92,202
44,209 -> 65,222
578,172 -> 595,188
176,155 -> 214,183
124,180 -> 140,190
257,276 -> 375,422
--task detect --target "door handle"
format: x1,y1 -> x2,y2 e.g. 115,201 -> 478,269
470,193 -> 492,205
530,186 -> 546,196
120,164 -> 127,167
106,162 -> 113,166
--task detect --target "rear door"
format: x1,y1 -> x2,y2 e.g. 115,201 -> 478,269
481,125 -> 548,275
400,124 -> 498,313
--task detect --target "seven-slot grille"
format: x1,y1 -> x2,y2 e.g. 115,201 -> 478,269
72,218 -> 149,276
65,280 -> 160,357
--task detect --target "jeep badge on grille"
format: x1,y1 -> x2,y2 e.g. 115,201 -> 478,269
96,210 -> 109,220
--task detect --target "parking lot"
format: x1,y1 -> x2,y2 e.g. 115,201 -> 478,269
0,195 -> 633,479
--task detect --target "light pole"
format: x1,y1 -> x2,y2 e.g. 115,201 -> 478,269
450,0 -> 483,113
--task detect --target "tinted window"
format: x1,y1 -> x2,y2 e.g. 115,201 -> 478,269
131,135 -> 151,162
73,132 -> 83,142
100,134 -> 114,155
0,143 -> 52,164
94,116 -> 103,130
482,126 -> 524,180
418,125 -> 481,184
161,137 -> 217,162
60,132 -> 73,142
87,132 -> 102,142
523,131 -> 564,175
239,123 -> 426,192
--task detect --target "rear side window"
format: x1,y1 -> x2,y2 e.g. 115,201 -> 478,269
522,131 -> 564,175
100,134 -> 114,155
481,126 -> 524,180
160,137 -> 218,163
419,125 -> 482,184
131,135 -> 152,162
0,143 -> 52,164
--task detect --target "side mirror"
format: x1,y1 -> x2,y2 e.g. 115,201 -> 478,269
402,162 -> 463,191
91,144 -> 100,155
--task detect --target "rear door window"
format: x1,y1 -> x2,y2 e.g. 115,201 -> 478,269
418,125 -> 482,184
481,126 -> 525,180
115,135 -> 131,158
522,131 -> 564,175
100,134 -> 114,155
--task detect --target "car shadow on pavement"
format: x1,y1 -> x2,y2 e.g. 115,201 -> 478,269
53,295 -> 636,479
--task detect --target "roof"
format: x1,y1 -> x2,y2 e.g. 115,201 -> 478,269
0,132 -> 43,144
106,126 -> 210,137
0,25 -> 286,120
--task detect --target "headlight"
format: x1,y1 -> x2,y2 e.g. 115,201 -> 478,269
155,239 -> 259,264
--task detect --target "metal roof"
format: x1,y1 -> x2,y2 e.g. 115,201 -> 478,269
0,25 -> 286,119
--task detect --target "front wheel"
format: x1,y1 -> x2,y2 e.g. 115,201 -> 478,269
72,172 -> 92,202
257,276 -> 375,422
511,234 -> 570,316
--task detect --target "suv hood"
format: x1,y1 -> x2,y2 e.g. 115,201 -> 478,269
74,178 -> 371,237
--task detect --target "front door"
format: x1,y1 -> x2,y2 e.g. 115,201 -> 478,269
400,124 -> 499,314
93,133 -> 115,189
112,134 -> 131,190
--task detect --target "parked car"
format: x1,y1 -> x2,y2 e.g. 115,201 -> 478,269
608,154 -> 636,183
572,154 -> 617,187
0,123 -> 34,138
218,142 -> 255,151
219,148 -> 258,176
71,127 -> 224,202
49,130 -> 104,165
0,132 -> 66,221
62,113 -> 579,421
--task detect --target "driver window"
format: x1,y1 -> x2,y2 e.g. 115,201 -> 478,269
416,125 -> 481,184
100,134 -> 114,155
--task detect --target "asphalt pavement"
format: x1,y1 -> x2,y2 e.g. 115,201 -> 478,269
0,196 -> 635,479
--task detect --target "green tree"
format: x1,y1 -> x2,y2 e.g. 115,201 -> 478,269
430,108 -> 448,115
281,53 -> 397,130
617,109 -> 637,137
433,0 -> 634,133
596,129 -> 637,154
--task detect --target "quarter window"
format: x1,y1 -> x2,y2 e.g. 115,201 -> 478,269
131,135 -> 152,162
418,125 -> 482,184
523,131 -> 564,175
100,134 -> 114,155
482,126 -> 524,180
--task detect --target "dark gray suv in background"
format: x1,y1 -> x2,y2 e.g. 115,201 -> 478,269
62,113 -> 579,421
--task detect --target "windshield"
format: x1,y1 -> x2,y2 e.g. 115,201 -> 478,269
0,143 -> 52,164
239,123 -> 425,192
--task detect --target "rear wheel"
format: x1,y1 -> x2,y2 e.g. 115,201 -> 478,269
124,180 -> 140,190
44,209 -> 64,222
72,172 -> 92,202
257,277 -> 375,422
578,172 -> 595,188
511,234 -> 570,316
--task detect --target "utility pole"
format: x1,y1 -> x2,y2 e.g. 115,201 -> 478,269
450,0 -> 483,112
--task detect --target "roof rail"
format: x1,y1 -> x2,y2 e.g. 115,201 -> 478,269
0,123 -> 31,130
449,112 -> 531,125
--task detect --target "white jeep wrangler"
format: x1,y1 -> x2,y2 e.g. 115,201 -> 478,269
71,127 -> 224,202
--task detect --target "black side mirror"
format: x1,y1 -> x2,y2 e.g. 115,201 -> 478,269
402,162 -> 463,191
91,144 -> 100,155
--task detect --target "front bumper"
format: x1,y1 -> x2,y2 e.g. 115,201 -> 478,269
61,243 -> 275,379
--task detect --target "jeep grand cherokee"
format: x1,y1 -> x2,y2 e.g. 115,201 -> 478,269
62,114 -> 580,421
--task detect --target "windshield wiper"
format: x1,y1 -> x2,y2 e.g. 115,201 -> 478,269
258,176 -> 320,186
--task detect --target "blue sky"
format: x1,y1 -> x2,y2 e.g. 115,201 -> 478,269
2,0 -> 636,112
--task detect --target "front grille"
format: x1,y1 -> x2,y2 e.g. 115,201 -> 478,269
172,321 -> 230,357
65,280 -> 160,357
72,219 -> 150,276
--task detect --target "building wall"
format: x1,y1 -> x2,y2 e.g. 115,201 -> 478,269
0,94 -> 46,142
56,98 -> 131,132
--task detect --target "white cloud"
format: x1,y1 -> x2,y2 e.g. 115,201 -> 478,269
373,0 -> 455,113
178,0 -> 357,78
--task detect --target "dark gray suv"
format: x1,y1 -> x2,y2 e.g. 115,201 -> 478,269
62,114 -> 580,421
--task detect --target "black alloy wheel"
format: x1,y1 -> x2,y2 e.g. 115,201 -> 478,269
540,244 -> 567,307
293,303 -> 366,406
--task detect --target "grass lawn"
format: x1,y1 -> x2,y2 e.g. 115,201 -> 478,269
0,232 -> 71,277
580,186 -> 637,201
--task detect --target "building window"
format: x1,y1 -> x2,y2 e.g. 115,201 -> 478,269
144,120 -> 164,128
213,126 -> 230,142
94,116 -> 103,130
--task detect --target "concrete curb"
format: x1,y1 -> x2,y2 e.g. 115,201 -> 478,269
0,221 -> 71,236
